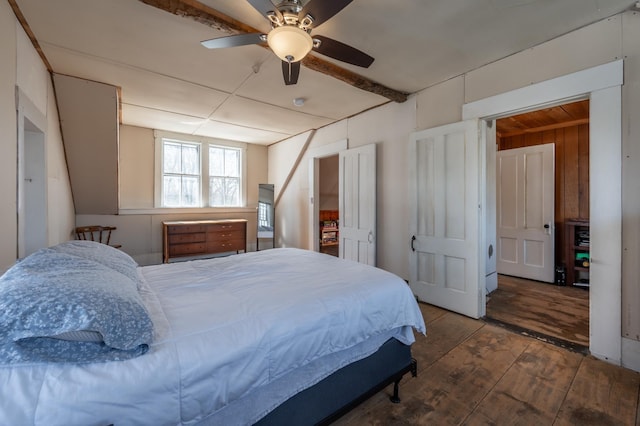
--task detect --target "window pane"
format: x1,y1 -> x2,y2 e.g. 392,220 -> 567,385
163,176 -> 182,207
225,149 -> 239,177
182,176 -> 200,206
209,177 -> 224,206
182,145 -> 200,175
163,143 -> 181,174
225,177 -> 239,206
209,147 -> 224,176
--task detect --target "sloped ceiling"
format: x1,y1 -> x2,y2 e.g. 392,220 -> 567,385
12,0 -> 636,145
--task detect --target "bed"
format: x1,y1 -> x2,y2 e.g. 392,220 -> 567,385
0,241 -> 426,425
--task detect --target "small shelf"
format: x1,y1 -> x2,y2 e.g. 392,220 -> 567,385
320,226 -> 339,247
564,219 -> 589,289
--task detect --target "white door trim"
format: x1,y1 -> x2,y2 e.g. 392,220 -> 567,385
462,60 -> 623,365
16,87 -> 48,258
308,139 -> 348,251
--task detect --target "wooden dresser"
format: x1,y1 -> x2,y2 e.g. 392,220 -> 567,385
162,219 -> 247,263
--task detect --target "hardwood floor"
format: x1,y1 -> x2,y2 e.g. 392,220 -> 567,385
333,303 -> 640,425
486,275 -> 589,348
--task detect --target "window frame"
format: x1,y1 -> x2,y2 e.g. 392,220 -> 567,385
154,130 -> 247,209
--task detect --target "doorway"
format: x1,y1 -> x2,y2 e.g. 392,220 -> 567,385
487,100 -> 590,347
318,155 -> 339,257
17,89 -> 48,259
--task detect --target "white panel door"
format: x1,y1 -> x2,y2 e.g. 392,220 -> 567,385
339,144 -> 376,266
497,143 -> 555,282
409,120 -> 485,319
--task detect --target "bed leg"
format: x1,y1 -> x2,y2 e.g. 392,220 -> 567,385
390,380 -> 401,404
389,358 -> 419,404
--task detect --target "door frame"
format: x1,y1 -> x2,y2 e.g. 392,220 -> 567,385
16,87 -> 48,259
308,139 -> 348,252
463,60 -> 623,365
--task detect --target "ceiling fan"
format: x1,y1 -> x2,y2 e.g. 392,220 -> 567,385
200,0 -> 374,85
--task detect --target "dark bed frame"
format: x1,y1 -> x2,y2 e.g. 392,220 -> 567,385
255,338 -> 418,425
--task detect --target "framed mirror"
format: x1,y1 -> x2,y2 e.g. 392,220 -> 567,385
257,184 -> 275,250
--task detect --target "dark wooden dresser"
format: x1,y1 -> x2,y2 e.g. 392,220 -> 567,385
162,219 -> 247,263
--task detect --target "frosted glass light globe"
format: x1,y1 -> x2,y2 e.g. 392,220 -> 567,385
267,26 -> 313,62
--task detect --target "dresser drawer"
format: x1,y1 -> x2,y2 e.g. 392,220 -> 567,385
206,238 -> 245,252
166,224 -> 206,234
207,222 -> 245,233
168,232 -> 206,244
168,242 -> 206,256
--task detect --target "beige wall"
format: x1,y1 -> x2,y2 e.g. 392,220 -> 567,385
268,12 -> 640,365
0,2 -> 75,273
77,124 -> 269,265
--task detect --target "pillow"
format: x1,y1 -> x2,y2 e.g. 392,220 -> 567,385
52,330 -> 103,342
49,240 -> 139,283
0,249 -> 153,364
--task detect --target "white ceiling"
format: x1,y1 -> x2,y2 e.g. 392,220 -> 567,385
14,0 -> 636,145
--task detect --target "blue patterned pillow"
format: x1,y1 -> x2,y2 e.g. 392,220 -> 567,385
49,240 -> 139,283
0,249 -> 153,364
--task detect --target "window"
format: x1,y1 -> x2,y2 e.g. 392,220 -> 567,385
258,201 -> 271,229
209,146 -> 240,207
162,139 -> 200,207
156,132 -> 246,208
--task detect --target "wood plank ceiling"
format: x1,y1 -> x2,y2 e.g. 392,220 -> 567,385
496,100 -> 590,138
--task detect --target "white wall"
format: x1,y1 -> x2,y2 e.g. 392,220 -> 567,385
0,3 -> 74,272
268,12 -> 640,370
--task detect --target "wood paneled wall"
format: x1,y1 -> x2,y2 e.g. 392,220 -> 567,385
498,124 -> 589,266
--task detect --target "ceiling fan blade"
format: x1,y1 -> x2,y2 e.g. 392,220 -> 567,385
312,35 -> 374,68
246,0 -> 283,23
281,60 -> 300,85
201,33 -> 264,49
299,0 -> 353,29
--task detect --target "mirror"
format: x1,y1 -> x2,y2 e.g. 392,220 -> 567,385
257,184 -> 275,250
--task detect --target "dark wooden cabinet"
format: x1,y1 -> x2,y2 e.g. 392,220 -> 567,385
564,219 -> 590,288
163,219 -> 247,263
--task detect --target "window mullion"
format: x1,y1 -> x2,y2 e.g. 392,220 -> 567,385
202,143 -> 209,207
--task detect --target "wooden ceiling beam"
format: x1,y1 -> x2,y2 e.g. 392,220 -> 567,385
137,0 -> 408,103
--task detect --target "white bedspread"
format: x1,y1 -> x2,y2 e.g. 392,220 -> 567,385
0,248 -> 425,425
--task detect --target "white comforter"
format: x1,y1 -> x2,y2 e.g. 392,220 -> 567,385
0,248 -> 425,425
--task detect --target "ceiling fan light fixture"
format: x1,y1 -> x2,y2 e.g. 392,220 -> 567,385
267,25 -> 313,62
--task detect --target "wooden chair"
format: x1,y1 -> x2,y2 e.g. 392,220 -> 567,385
75,225 -> 122,248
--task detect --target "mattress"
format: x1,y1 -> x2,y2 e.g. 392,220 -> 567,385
0,248 -> 425,425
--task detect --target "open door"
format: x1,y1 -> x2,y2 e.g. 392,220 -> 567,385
17,89 -> 48,259
497,143 -> 555,282
339,144 -> 376,266
409,120 -> 485,319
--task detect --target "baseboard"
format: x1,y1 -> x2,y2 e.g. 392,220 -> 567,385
622,337 -> 640,373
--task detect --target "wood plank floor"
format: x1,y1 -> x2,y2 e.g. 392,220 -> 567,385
486,275 -> 589,348
333,303 -> 640,425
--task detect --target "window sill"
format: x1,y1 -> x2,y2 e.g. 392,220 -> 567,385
118,207 -> 256,215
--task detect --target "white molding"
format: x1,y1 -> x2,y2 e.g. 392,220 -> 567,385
118,207 -> 256,215
461,60 -> 624,365
622,337 -> 640,373
308,139 -> 348,251
307,139 -> 348,158
462,60 -> 623,120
